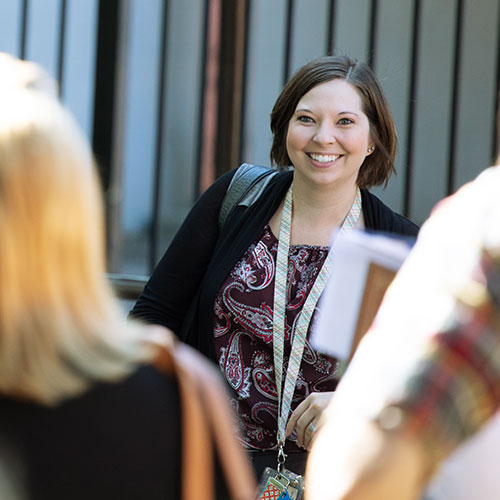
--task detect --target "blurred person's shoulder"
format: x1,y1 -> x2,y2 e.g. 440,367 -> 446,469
427,164 -> 500,238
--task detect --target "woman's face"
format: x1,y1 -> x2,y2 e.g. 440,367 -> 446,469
286,78 -> 374,189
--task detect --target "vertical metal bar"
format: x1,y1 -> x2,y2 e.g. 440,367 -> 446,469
57,0 -> 67,97
493,3 -> 500,163
327,0 -> 337,54
92,0 -> 130,273
447,0 -> 464,194
238,0 -> 252,165
368,0 -> 378,68
282,0 -> 294,86
403,0 -> 422,217
19,0 -> 29,59
230,0 -> 249,173
196,0 -> 222,194
107,0 -> 130,274
149,0 -> 169,272
92,0 -> 120,191
216,0 -> 248,177
195,0 -> 210,196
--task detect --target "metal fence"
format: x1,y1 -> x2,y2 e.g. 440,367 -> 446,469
1,0 -> 499,283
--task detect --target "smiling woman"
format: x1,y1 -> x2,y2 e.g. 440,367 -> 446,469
130,54 -> 419,488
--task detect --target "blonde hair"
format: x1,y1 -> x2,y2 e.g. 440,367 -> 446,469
0,52 -> 58,97
0,86 -> 152,405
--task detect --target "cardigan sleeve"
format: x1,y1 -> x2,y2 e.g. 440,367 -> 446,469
361,189 -> 420,237
129,170 -> 234,333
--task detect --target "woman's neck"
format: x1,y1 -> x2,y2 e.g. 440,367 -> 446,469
269,177 -> 361,246
292,178 -> 359,243
293,180 -> 358,225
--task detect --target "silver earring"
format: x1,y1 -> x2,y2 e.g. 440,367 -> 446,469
367,146 -> 375,153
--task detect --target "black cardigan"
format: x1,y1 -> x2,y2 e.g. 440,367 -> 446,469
130,170 -> 419,359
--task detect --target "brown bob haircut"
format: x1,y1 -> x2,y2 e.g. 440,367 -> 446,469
270,54 -> 397,188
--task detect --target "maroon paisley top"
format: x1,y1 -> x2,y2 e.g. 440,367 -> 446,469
213,224 -> 340,452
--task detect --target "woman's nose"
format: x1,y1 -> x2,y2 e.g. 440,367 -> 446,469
313,122 -> 336,144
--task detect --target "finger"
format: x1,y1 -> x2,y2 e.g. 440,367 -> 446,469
297,414 -> 316,449
295,410 -> 317,448
296,398 -> 328,447
303,419 -> 318,450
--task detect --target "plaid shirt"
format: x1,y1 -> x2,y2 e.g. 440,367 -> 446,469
332,165 -> 500,473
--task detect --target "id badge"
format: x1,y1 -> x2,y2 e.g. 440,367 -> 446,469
257,466 -> 305,500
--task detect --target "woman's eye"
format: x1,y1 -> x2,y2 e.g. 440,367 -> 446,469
338,117 -> 354,125
298,116 -> 314,123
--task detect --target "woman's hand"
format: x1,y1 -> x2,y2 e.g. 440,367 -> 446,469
285,391 -> 335,450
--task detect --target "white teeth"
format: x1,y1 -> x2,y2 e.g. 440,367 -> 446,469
309,153 -> 339,163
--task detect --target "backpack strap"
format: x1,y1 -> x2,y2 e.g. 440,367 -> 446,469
218,163 -> 278,231
179,164 -> 278,347
151,328 -> 256,500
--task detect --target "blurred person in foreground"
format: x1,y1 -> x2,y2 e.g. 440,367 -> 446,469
305,160 -> 500,499
0,53 -> 255,500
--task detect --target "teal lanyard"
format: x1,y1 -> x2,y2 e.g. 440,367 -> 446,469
273,182 -> 362,448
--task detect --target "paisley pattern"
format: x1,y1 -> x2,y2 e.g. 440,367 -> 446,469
213,224 -> 341,451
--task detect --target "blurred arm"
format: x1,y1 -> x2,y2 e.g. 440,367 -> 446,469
306,166 -> 500,499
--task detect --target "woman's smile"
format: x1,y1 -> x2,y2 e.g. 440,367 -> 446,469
307,152 -> 344,167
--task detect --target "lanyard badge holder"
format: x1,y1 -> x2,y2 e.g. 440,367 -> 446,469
256,184 -> 361,500
256,445 -> 305,500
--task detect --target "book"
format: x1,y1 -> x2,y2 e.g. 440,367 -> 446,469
311,229 -> 414,361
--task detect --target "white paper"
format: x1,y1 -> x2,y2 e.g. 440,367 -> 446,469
311,229 -> 413,360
